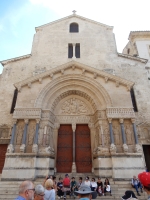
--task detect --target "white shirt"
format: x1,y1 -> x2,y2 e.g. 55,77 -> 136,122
91,182 -> 97,188
84,181 -> 91,187
44,189 -> 55,200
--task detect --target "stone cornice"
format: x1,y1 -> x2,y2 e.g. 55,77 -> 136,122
106,107 -> 135,119
128,31 -> 150,40
13,108 -> 42,119
118,53 -> 147,63
14,60 -> 134,90
35,14 -> 113,31
0,54 -> 31,66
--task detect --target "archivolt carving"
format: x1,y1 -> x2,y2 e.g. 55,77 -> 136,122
34,75 -> 112,109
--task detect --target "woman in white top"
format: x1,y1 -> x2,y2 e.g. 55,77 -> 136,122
84,176 -> 91,187
91,178 -> 97,191
44,179 -> 55,200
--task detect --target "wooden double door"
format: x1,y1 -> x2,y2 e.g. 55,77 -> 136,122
56,124 -> 92,173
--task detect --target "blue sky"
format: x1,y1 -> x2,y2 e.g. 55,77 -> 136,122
0,0 -> 150,74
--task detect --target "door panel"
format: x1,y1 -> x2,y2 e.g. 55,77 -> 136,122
0,144 -> 7,173
75,125 -> 92,173
56,125 -> 73,172
143,145 -> 150,172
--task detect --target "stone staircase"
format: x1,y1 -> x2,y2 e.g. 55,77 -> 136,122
0,174 -> 148,200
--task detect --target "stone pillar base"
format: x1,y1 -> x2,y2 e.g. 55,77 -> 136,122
7,144 -> 14,153
20,144 -> 26,153
71,162 -> 76,173
110,144 -> 116,154
135,144 -> 142,153
32,144 -> 38,153
123,144 -> 128,153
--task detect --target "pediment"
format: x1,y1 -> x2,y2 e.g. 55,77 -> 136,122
14,60 -> 134,91
35,14 -> 113,31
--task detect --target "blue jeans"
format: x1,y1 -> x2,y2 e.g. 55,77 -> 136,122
134,182 -> 142,192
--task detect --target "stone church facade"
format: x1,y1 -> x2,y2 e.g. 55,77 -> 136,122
0,13 -> 150,180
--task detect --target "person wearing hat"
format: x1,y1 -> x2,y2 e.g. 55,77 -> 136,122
138,172 -> 150,200
75,185 -> 97,200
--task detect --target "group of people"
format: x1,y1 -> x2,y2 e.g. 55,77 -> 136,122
14,172 -> 150,200
56,175 -> 112,199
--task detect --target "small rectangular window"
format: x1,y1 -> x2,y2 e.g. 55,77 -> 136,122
10,89 -> 18,114
68,44 -> 73,58
130,88 -> 138,112
75,43 -> 80,58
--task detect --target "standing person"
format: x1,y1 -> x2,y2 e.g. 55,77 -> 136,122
70,177 -> 77,198
34,185 -> 45,200
131,175 -> 143,196
91,178 -> 97,191
77,177 -> 84,190
138,172 -> 150,200
15,180 -> 35,200
84,176 -> 91,187
96,178 -> 104,196
63,174 -> 70,200
104,178 -> 112,196
44,179 -> 55,200
57,177 -> 64,199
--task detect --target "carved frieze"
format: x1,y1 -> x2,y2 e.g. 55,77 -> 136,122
106,107 -> 135,119
61,98 -> 88,115
56,115 -> 91,124
13,108 -> 41,119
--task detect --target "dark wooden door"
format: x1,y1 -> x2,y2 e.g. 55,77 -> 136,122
75,125 -> 92,173
0,144 -> 7,173
143,145 -> 150,172
56,125 -> 73,172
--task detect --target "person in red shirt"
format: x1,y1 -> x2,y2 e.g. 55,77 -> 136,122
63,174 -> 70,200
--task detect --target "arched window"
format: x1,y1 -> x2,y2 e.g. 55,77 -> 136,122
70,23 -> 79,32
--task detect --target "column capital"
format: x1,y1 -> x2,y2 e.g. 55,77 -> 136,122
54,123 -> 60,130
119,118 -> 124,123
12,119 -> 17,125
24,119 -> 29,124
88,123 -> 94,129
108,118 -> 112,123
36,119 -> 40,124
72,123 -> 76,132
131,118 -> 136,124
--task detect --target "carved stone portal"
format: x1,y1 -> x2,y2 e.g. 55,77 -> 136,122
61,98 -> 88,114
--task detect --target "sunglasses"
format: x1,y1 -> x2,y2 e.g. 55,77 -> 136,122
38,193 -> 45,196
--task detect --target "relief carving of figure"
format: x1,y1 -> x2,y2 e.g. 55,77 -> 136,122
103,127 -> 110,146
0,128 -> 8,138
16,125 -> 24,145
113,126 -> 120,145
125,125 -> 133,145
38,128 -> 44,145
28,125 -> 35,145
94,131 -> 99,149
61,98 -> 88,114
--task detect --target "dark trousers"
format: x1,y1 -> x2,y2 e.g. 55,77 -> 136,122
133,182 -> 142,193
57,189 -> 64,197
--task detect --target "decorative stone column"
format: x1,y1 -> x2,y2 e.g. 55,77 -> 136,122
108,118 -> 116,153
43,124 -> 48,146
7,119 -> 17,153
53,123 -> 60,173
72,123 -> 76,173
88,123 -> 95,173
131,118 -> 142,153
72,43 -> 76,59
20,119 -> 29,153
32,119 -> 40,153
119,118 -> 128,153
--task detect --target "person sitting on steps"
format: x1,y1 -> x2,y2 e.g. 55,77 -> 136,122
131,175 -> 143,196
104,178 -> 112,196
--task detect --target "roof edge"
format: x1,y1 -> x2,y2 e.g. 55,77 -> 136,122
118,53 -> 148,63
0,54 -> 31,66
35,14 -> 113,31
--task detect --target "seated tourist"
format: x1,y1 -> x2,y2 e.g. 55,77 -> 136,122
77,177 -> 84,190
57,177 -> 64,199
131,175 -> 143,196
122,190 -> 137,200
104,178 -> 112,196
84,176 -> 91,187
96,178 -> 104,196
91,178 -> 97,191
70,177 -> 78,198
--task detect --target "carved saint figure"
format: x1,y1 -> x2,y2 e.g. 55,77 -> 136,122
16,125 -> 24,145
125,125 -> 133,145
94,131 -> 99,149
38,128 -> 44,145
0,128 -> 8,138
28,125 -> 35,145
103,127 -> 110,146
113,126 -> 120,145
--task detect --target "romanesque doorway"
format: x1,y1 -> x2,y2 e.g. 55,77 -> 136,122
56,125 -> 73,172
75,125 -> 92,173
0,144 -> 8,173
143,145 -> 150,171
